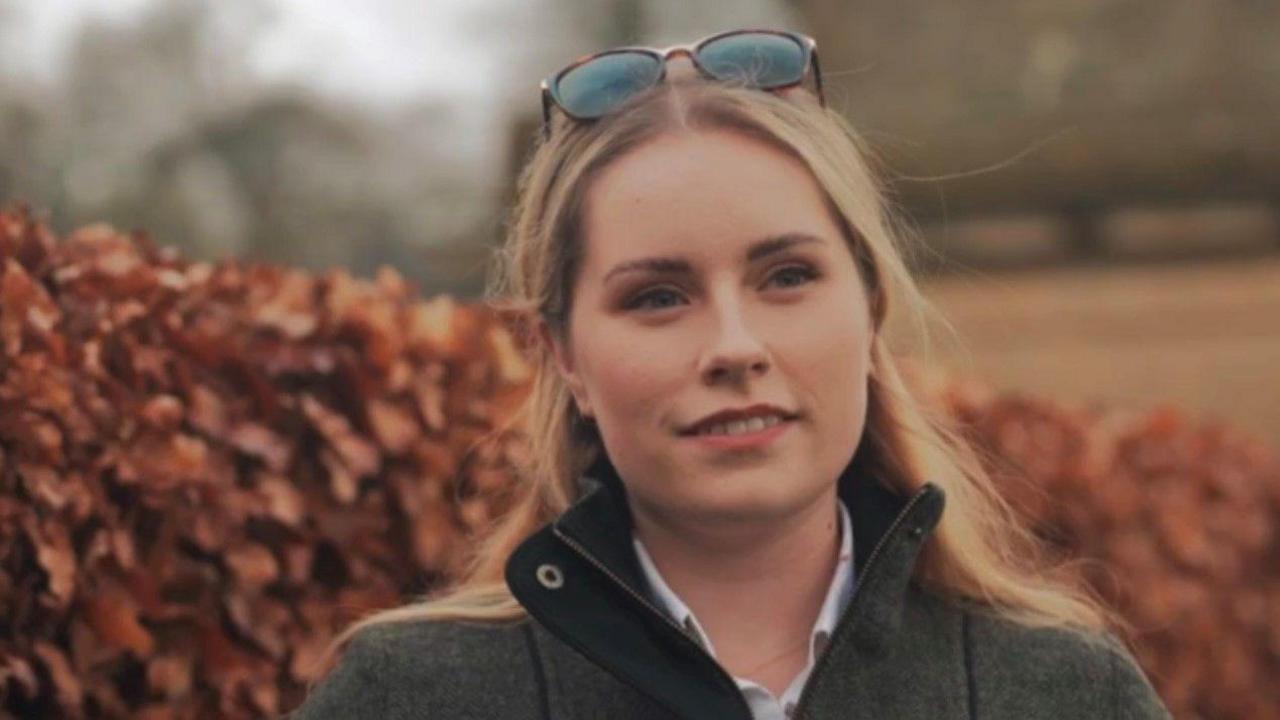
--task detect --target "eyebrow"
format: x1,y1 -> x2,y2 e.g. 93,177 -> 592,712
601,233 -> 825,285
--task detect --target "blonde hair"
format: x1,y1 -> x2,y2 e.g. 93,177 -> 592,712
318,80 -> 1121,673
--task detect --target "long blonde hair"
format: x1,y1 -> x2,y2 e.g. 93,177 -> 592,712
321,80 -> 1120,666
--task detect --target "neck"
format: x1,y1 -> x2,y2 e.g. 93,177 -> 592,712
630,491 -> 842,692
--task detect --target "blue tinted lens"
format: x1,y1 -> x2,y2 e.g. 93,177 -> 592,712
555,51 -> 663,118
697,32 -> 806,88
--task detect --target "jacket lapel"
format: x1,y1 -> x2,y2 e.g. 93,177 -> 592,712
506,451 -> 947,720
840,467 -> 947,653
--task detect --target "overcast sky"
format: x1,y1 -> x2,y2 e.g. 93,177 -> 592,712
0,0 -> 796,192
0,0 -> 504,105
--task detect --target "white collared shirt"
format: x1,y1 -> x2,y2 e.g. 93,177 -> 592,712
633,501 -> 855,720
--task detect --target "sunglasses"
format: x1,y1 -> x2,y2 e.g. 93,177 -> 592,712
540,28 -> 825,138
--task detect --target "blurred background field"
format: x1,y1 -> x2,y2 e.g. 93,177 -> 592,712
1,0 -> 1278,718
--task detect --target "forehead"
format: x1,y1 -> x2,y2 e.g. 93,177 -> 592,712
579,129 -> 841,271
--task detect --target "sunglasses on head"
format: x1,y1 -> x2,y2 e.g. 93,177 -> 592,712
540,28 -> 825,138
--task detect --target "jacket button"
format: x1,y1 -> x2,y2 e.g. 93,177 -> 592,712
536,563 -> 565,589
908,526 -> 924,539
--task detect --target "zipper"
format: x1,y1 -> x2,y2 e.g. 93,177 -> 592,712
789,484 -> 934,719
550,524 -> 757,720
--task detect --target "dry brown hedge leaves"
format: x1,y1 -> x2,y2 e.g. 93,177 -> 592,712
0,206 -> 530,718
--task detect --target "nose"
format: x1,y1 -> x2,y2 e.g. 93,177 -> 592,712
698,296 -> 771,385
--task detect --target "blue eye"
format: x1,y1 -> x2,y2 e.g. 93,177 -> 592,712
624,265 -> 817,313
767,264 -> 818,289
626,287 -> 685,311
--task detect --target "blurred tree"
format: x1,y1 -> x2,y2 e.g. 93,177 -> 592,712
608,0 -> 645,46
0,0 -> 494,292
0,96 -> 43,205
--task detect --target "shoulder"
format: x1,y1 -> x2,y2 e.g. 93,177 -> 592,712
965,606 -> 1120,668
963,608 -> 1170,718
290,618 -> 542,720
355,614 -> 533,670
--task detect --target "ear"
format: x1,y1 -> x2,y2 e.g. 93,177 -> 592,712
537,318 -> 594,419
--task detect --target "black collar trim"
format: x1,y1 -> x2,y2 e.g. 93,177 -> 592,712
506,452 -> 946,720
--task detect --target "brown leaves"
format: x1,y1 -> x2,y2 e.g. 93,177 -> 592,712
366,398 -> 419,455
22,516 -> 77,609
301,395 -> 381,481
224,543 -> 279,590
146,653 -> 193,701
32,642 -> 82,711
0,206 -> 531,717
227,422 -> 291,472
925,368 -> 1280,720
83,585 -> 155,658
0,650 -> 39,699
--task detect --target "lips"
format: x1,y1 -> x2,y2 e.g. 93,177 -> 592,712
680,403 -> 799,436
691,413 -> 788,436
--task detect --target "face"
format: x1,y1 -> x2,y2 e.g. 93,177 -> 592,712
543,128 -> 875,528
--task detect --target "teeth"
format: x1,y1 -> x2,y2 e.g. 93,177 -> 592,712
698,414 -> 784,437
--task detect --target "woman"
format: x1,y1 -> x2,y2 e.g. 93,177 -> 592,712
292,29 -> 1170,719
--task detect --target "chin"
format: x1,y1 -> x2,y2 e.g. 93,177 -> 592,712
682,476 -> 828,524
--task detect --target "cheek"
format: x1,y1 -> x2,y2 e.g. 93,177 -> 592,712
578,329 -> 683,415
781,309 -> 873,416
805,337 -> 870,404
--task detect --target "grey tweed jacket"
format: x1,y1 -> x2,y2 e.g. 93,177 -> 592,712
292,457 -> 1171,719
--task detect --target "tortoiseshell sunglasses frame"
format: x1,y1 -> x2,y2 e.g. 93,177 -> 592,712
539,28 -> 825,139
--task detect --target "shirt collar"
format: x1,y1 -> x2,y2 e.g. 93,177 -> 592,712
632,499 -> 856,661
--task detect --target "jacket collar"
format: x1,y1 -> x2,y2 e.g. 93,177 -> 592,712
506,451 -> 946,720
